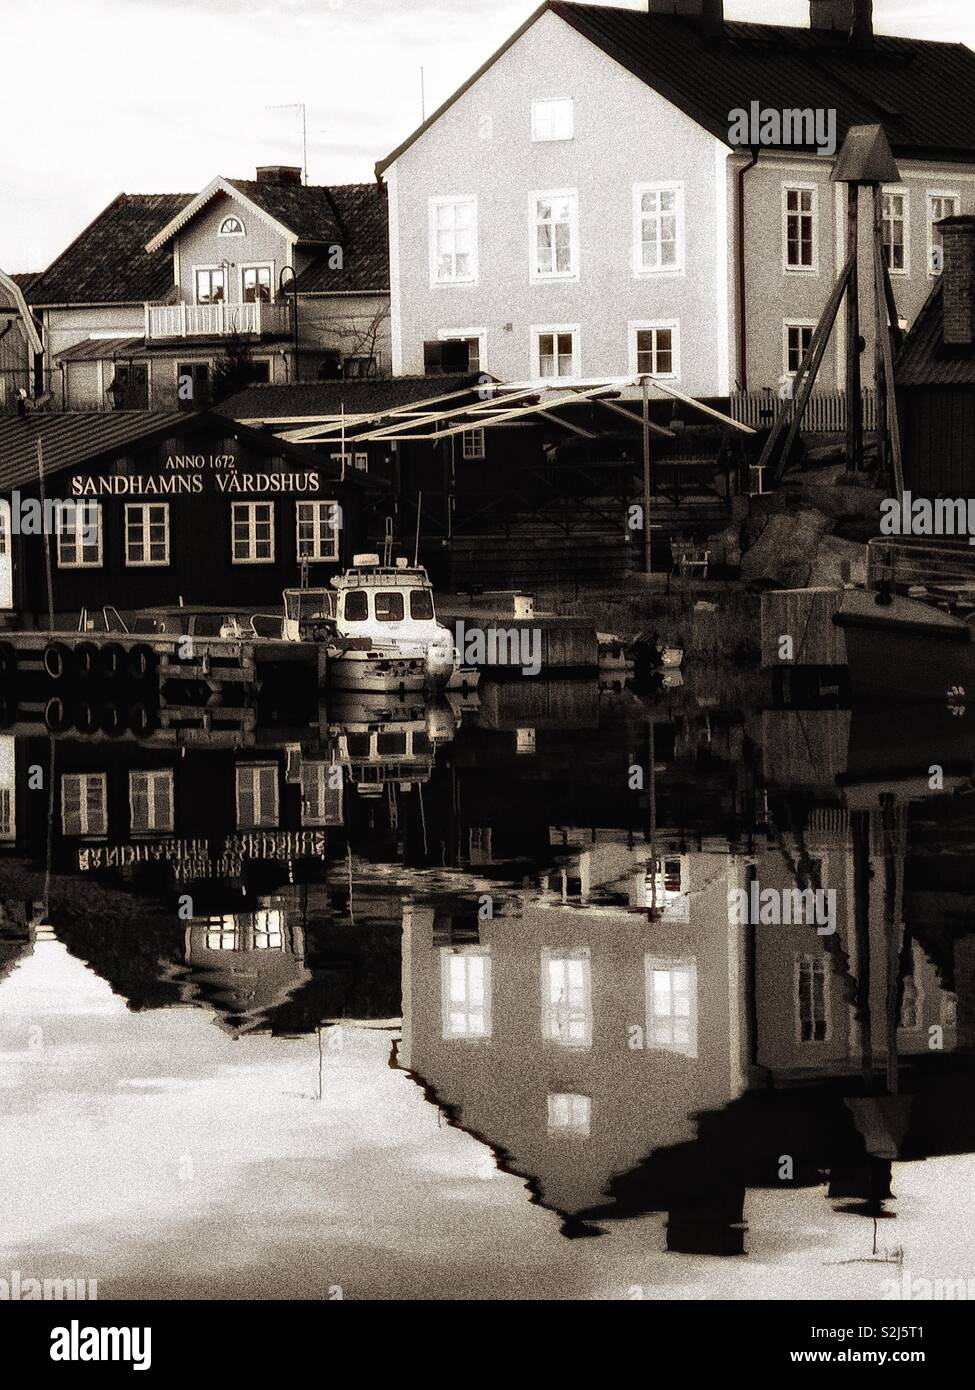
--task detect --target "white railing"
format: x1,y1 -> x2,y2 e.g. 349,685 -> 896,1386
145,300 -> 292,339
730,388 -> 878,433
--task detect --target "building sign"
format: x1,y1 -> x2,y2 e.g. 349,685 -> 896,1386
69,446 -> 322,496
78,830 -> 327,879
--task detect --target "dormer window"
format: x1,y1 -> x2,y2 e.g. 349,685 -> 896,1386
219,215 -> 245,236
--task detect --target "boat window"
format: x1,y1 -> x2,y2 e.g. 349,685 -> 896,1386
346,734 -> 371,757
410,589 -> 434,620
375,592 -> 405,622
344,591 -> 369,622
377,732 -> 408,755
412,731 -> 432,755
193,614 -> 235,637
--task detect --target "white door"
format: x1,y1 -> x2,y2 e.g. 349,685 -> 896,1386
0,501 -> 12,609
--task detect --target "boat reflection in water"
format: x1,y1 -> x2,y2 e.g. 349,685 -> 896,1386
2,676 -> 975,1294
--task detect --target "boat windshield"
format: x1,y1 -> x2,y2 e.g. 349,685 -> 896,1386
285,590 -> 335,622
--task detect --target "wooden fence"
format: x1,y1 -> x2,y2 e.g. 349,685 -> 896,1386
730,388 -> 878,433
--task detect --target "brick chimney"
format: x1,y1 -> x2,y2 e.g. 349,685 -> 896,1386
648,0 -> 724,35
941,216 -> 975,348
256,165 -> 303,185
809,0 -> 874,45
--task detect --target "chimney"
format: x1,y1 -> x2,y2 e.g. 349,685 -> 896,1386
809,0 -> 874,46
255,165 -> 303,185
648,0 -> 724,36
941,216 -> 975,348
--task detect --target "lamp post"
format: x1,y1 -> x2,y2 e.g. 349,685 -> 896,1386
279,265 -> 300,383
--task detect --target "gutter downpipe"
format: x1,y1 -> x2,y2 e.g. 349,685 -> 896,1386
736,148 -> 758,392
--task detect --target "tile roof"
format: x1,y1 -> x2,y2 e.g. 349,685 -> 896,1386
54,337 -> 146,363
895,280 -> 975,387
9,272 -> 40,294
291,184 -> 389,292
0,412 -> 186,490
217,374 -> 483,421
379,2 -> 975,171
25,194 -> 193,308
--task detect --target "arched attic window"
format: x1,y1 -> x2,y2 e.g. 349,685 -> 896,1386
219,215 -> 245,236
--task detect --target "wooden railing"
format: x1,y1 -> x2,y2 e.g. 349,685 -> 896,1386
145,300 -> 292,339
730,388 -> 878,433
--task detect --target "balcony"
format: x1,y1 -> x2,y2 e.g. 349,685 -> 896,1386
145,300 -> 292,340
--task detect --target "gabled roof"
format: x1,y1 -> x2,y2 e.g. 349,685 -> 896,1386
378,1 -> 975,174
26,194 -> 193,308
216,373 -> 481,422
0,269 -> 42,355
896,279 -> 975,388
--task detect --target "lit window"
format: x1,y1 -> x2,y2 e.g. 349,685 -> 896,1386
785,322 -> 814,375
535,329 -> 577,379
254,909 -> 283,950
928,193 -> 959,274
206,916 -> 239,950
296,500 -> 339,562
541,948 -> 592,1047
645,956 -> 697,1057
195,267 -> 225,303
232,501 -> 274,563
430,197 -> 478,285
61,773 -> 107,838
882,188 -> 908,273
125,503 -> 169,566
242,266 -> 272,303
56,501 -> 102,568
633,324 -> 676,378
531,99 -> 574,142
798,955 -> 828,1042
441,948 -> 491,1039
236,765 -> 279,829
462,428 -> 485,460
129,770 -> 174,834
784,185 -> 816,271
547,1093 -> 590,1136
532,192 -> 578,279
634,183 -> 683,273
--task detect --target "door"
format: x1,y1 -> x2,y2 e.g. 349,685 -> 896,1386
0,500 -> 12,610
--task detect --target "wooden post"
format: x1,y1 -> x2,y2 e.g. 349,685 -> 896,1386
846,183 -> 863,471
872,185 -> 888,479
37,441 -> 54,631
642,375 -> 652,575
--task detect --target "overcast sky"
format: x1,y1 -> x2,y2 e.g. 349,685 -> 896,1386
0,0 -> 970,273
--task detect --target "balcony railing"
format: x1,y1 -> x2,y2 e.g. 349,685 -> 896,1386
145,300 -> 292,339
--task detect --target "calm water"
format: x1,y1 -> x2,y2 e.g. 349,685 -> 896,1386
2,677 -> 974,1300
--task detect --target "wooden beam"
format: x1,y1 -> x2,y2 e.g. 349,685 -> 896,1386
362,383 -> 617,442
874,220 -> 905,505
595,397 -> 675,439
637,377 -> 756,434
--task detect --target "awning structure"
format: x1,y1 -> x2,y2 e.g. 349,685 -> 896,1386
234,375 -> 755,446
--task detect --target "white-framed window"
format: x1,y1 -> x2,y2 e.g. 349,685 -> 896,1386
541,948 -> 592,1047
927,191 -> 960,275
532,325 -> 579,380
462,428 -> 485,460
441,947 -> 491,1039
232,501 -> 275,564
783,183 -> 818,272
125,503 -> 169,567
206,917 -> 239,950
56,501 -> 102,569
219,215 -> 245,236
435,327 -> 485,374
630,321 -> 678,379
195,266 -> 226,304
645,956 -> 697,1058
254,909 -> 284,950
530,190 -> 578,280
547,1093 -> 591,1137
797,954 -> 829,1043
429,196 -> 478,286
61,773 -> 107,838
235,764 -> 279,830
633,182 -> 684,274
296,500 -> 339,562
531,98 -> 574,142
241,264 -> 273,303
784,320 -> 816,376
300,760 -> 343,826
129,770 -> 174,835
882,186 -> 910,275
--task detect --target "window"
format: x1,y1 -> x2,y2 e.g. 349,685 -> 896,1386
426,335 -> 481,374
882,188 -> 909,274
254,909 -> 283,950
176,362 -> 211,407
429,196 -> 478,285
547,1093 -> 591,1137
797,955 -> 828,1042
645,957 -> 697,1058
462,428 -> 485,460
56,501 -> 102,568
531,99 -> 574,142
343,355 -> 377,379
441,947 -> 491,1039
61,773 -> 107,838
783,185 -> 817,271
300,761 -> 343,826
534,327 -> 578,379
633,183 -> 684,273
532,192 -> 578,279
129,770 -> 174,835
410,589 -> 434,620
375,591 -> 404,622
206,917 -> 239,950
248,359 -> 271,383
928,192 -> 959,275
235,765 -> 279,829
195,267 -> 225,304
125,503 -> 169,566
343,590 -> 368,622
541,948 -> 592,1047
785,322 -> 815,375
219,215 -> 245,236
242,265 -> 272,303
231,501 -> 274,563
631,322 -> 677,379
296,501 -> 339,562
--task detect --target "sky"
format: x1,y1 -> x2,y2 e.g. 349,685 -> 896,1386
0,0 -> 971,274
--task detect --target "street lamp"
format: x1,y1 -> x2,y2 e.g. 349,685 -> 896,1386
279,265 -> 300,383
